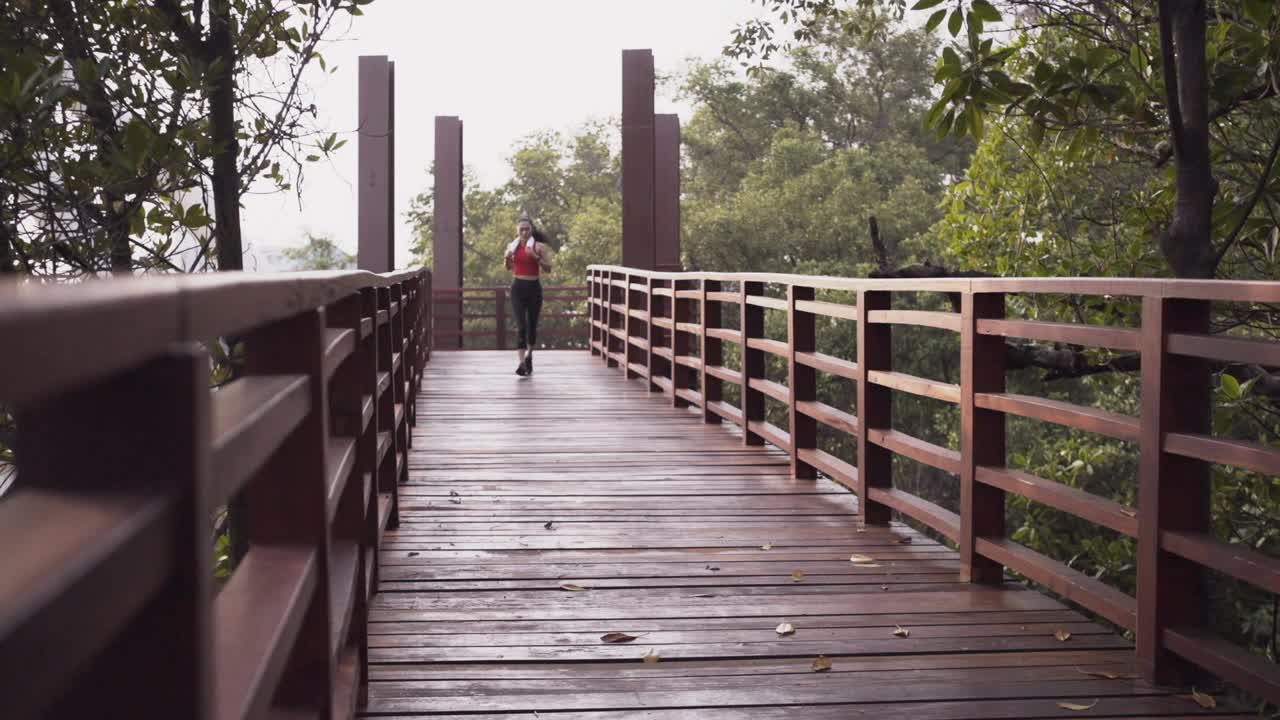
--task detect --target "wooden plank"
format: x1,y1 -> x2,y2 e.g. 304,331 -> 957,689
1161,530 -> 1280,595
796,401 -> 858,435
1167,331 -> 1280,367
746,337 -> 789,357
210,375 -> 311,505
795,299 -> 857,321
1163,626 -> 1280,705
867,428 -> 962,475
976,466 -> 1137,537
330,541 -> 360,657
867,309 -> 961,332
704,364 -> 741,385
325,438 -> 358,524
795,448 -> 858,489
214,547 -> 317,720
745,295 -> 787,311
748,378 -> 790,404
868,370 -> 961,404
747,420 -> 790,451
1163,431 -> 1280,476
977,392 -> 1140,442
976,538 -> 1137,631
977,319 -> 1141,351
795,351 -> 858,380
706,328 -> 742,344
322,328 -> 357,381
707,291 -> 739,304
868,487 -> 960,541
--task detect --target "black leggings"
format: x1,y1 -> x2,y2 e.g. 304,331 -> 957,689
511,279 -> 543,350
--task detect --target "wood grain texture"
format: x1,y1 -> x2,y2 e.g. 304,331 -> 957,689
362,350 -> 1205,720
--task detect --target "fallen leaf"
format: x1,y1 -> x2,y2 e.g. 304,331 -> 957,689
853,562 -> 882,568
880,584 -> 889,591
1189,689 -> 1216,709
407,551 -> 419,557
544,521 -> 556,530
776,622 -> 796,636
810,655 -> 832,672
449,497 -> 462,504
760,543 -> 774,550
1056,700 -> 1098,711
560,583 -> 586,592
791,570 -> 806,582
600,632 -> 638,644
692,593 -> 716,598
855,527 -> 866,533
642,648 -> 660,664
1120,507 -> 1137,518
1055,628 -> 1072,642
897,536 -> 913,544
893,624 -> 910,638
449,490 -> 459,496
849,554 -> 875,563
705,565 -> 721,571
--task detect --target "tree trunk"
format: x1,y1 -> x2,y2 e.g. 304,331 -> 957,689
208,0 -> 243,272
1157,0 -> 1218,278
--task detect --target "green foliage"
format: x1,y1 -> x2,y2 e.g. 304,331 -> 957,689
0,0 -> 366,276
280,232 -> 355,271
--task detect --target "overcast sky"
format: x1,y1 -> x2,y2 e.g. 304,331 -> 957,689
240,0 -> 766,270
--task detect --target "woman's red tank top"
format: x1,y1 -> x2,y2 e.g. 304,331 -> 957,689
512,242 -> 540,277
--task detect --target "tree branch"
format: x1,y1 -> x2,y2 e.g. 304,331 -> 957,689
1214,123 -> 1280,268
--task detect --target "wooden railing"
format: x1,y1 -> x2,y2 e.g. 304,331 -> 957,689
588,264 -> 1280,703
0,268 -> 430,720
431,285 -> 589,350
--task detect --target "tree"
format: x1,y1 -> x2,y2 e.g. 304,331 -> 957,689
726,0 -> 1280,280
279,231 -> 354,270
0,0 -> 367,277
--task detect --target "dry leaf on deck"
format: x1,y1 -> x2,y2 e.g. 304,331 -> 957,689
560,583 -> 587,592
791,570 -> 806,582
407,552 -> 419,557
761,543 -> 774,550
810,655 -> 832,672
897,536 -> 913,544
544,521 -> 555,530
880,584 -> 889,591
1056,700 -> 1098,711
1189,689 -> 1216,709
849,554 -> 875,563
642,648 -> 660,664
1055,628 -> 1072,642
893,625 -> 910,638
855,527 -> 866,533
705,565 -> 721,571
449,497 -> 462,504
600,632 -> 638,644
776,623 -> 796,636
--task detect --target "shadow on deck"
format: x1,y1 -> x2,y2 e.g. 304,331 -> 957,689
363,351 -> 1234,719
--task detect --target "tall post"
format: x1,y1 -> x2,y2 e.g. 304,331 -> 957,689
358,56 -> 395,272
789,285 -> 816,479
701,279 -> 723,424
857,290 -> 892,524
741,281 -> 765,445
654,114 -> 682,272
960,291 -> 1006,582
622,49 -> 656,271
433,116 -> 464,349
1137,297 -> 1210,685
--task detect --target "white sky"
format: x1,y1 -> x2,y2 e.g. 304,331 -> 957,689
240,0 -> 766,270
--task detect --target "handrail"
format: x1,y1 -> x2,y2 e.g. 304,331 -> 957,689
588,263 -> 1280,705
0,267 -> 431,719
430,284 -> 589,350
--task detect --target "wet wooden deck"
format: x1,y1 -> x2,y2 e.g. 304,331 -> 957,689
362,351 -> 1241,719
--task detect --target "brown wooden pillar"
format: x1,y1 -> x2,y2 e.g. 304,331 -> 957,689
358,56 -> 395,272
622,49 -> 655,270
433,116 -> 464,349
655,114 -> 682,272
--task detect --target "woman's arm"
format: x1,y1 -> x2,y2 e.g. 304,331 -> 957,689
533,243 -> 552,272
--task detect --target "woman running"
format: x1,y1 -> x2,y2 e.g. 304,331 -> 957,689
504,212 -> 552,376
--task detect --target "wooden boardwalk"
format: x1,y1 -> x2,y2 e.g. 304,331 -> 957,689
363,351 -> 1240,719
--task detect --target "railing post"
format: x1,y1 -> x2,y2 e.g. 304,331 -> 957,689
857,289 -> 892,524
495,288 -> 507,351
589,272 -> 600,356
422,270 -> 432,364
244,307 -> 335,715
625,273 -> 641,379
741,280 -> 765,445
1138,296 -> 1211,685
789,284 -> 816,479
672,278 -> 692,408
375,287 -> 400,529
647,276 -> 661,393
606,271 -> 621,368
701,278 -> 722,424
960,290 -> 1005,582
